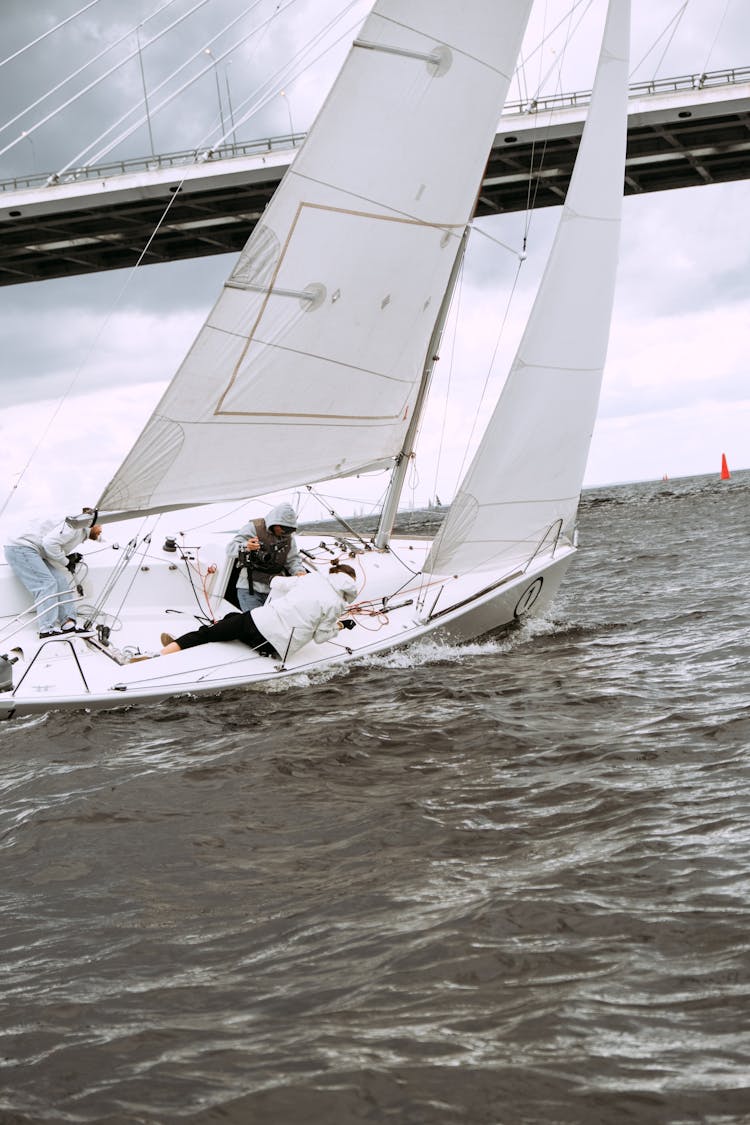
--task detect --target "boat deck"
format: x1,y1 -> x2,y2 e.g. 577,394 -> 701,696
0,532 -> 575,718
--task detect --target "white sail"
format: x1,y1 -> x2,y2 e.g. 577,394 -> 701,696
98,1 -> 534,517
425,0 -> 631,578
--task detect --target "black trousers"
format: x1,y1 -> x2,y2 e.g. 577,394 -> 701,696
176,611 -> 276,656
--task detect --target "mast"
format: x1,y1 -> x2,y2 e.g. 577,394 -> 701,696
374,227 -> 469,550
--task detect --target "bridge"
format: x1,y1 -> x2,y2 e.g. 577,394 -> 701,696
1,66 -> 748,288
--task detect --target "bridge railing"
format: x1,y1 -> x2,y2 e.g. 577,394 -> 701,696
504,64 -> 750,115
2,65 -> 748,195
0,131 -> 306,194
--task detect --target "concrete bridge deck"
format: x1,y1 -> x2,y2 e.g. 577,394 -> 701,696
1,67 -> 748,287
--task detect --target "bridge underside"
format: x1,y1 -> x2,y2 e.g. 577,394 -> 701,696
1,81 -> 748,287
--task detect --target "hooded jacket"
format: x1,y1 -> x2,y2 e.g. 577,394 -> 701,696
228,502 -> 303,595
251,568 -> 358,661
6,512 -> 96,572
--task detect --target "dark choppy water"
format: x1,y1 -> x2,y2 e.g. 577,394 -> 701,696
2,471 -> 749,1124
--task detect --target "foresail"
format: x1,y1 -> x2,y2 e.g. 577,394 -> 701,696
425,0 -> 631,579
98,0 -> 534,517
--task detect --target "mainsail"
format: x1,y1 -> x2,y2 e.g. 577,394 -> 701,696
426,0 -> 631,577
98,1 -> 534,517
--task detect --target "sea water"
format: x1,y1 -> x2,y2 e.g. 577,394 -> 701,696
1,470 -> 748,1124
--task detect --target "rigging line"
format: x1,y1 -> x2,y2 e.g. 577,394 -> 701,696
513,0 -> 590,101
84,524 -> 153,624
700,0 -> 732,78
0,0 -> 103,70
108,531 -> 160,625
471,224 -> 527,261
0,0 -> 198,161
79,0 -> 282,170
524,0 -> 593,241
174,495 -> 291,537
175,544 -> 215,623
430,254 -> 465,504
523,0 -> 551,228
407,456 -> 420,510
200,3 -> 363,157
629,2 -> 688,81
305,479 -> 388,509
177,500 -> 256,534
304,486 -> 371,549
528,0 -> 595,106
450,253 -> 526,494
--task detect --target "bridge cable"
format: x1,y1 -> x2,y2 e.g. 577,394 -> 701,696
700,0 -> 733,78
61,0 -> 279,174
523,0 -> 594,244
87,0 -> 361,169
198,3 -> 364,160
0,0 -> 104,71
629,3 -> 689,82
0,0 -> 200,161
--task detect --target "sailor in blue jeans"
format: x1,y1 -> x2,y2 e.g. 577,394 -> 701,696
4,509 -> 102,637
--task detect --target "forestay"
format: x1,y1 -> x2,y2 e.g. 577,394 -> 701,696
98,0 -> 534,518
426,0 -> 630,578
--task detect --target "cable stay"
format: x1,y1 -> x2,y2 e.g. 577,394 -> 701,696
0,0 -> 195,160
0,0 -> 104,71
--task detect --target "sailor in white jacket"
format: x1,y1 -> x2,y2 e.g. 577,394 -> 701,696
253,566 -> 358,660
161,565 -> 359,662
4,509 -> 102,637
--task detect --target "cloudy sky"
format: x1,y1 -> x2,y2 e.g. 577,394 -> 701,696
0,0 -> 747,528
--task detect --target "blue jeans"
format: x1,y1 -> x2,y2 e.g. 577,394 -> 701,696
237,586 -> 268,613
4,545 -> 76,632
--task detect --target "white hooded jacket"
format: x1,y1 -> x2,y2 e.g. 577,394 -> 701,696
251,568 -> 358,660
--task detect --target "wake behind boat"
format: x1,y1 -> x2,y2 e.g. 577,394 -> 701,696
0,0 -> 630,718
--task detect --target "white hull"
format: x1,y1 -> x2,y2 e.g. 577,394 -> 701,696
0,531 -> 574,719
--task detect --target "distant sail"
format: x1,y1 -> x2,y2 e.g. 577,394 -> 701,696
721,453 -> 731,480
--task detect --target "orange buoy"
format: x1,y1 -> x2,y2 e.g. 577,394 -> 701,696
721,453 -> 731,481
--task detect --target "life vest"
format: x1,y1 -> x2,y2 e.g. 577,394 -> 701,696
240,518 -> 292,587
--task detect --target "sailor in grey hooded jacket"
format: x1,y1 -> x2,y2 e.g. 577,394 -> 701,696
227,501 -> 305,612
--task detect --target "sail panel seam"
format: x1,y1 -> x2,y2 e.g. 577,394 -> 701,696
287,173 -> 469,232
216,338 -> 412,385
468,496 -> 579,509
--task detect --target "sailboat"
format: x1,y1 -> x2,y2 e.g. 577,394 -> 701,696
0,0 -> 630,719
721,453 -> 731,480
